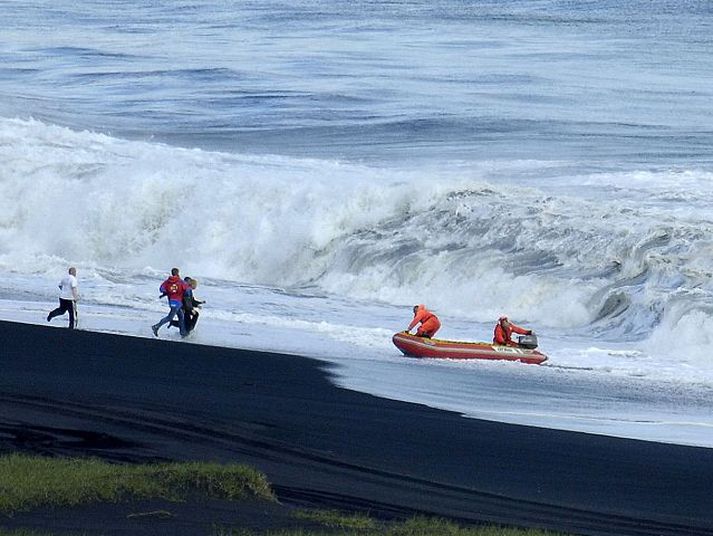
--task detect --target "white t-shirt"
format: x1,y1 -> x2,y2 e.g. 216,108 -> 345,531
59,274 -> 78,301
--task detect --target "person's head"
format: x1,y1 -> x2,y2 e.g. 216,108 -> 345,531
171,267 -> 180,276
190,278 -> 198,289
499,316 -> 510,327
68,267 -> 76,276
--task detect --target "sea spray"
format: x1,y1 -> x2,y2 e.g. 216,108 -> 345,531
3,118 -> 713,344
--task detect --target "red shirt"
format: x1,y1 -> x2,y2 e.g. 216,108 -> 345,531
160,275 -> 189,303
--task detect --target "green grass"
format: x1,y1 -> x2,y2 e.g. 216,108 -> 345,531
0,453 -> 275,515
0,455 -> 571,536
293,509 -> 377,530
215,514 -> 569,536
387,517 -> 564,535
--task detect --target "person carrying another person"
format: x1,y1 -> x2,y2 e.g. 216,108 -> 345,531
405,304 -> 441,338
152,268 -> 191,338
47,266 -> 79,329
169,277 -> 204,334
493,316 -> 534,347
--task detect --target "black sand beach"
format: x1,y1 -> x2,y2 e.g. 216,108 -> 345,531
1,320 -> 712,536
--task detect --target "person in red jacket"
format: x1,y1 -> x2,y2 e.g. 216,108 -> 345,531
493,316 -> 533,346
406,304 -> 441,338
152,267 -> 191,337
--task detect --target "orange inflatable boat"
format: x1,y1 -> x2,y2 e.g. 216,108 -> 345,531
392,332 -> 548,365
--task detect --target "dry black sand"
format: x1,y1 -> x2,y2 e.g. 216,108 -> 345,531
1,320 -> 712,535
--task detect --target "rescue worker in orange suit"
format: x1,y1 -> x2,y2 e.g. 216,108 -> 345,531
406,304 -> 441,338
493,316 -> 533,346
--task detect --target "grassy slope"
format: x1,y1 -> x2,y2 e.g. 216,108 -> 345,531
0,455 -> 569,536
0,453 -> 274,514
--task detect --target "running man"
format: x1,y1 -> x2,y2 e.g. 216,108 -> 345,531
47,267 -> 79,329
152,268 -> 191,337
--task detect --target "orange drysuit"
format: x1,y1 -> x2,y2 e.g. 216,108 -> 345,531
493,317 -> 531,346
408,304 -> 441,338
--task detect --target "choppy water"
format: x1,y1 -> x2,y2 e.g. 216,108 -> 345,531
2,0 -> 713,446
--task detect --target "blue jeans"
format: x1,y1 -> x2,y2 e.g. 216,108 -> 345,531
156,301 -> 186,336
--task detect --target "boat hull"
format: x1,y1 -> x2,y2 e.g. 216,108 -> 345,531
392,332 -> 548,365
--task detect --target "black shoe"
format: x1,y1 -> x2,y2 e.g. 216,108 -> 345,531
151,324 -> 159,337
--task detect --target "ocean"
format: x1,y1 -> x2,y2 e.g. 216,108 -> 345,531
2,0 -> 713,447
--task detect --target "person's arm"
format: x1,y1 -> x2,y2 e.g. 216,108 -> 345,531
510,324 -> 531,336
72,283 -> 79,301
407,310 -> 425,331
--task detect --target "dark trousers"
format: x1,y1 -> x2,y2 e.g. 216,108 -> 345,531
170,310 -> 199,333
48,298 -> 76,329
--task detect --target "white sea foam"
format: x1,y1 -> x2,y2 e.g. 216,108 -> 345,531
3,1 -> 713,449
4,117 -> 713,350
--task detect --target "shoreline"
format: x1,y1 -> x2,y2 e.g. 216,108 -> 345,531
2,320 -> 713,535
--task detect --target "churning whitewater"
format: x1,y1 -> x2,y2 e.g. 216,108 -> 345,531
2,1 -> 713,447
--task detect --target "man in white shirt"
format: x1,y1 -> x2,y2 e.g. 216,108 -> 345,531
47,267 -> 79,329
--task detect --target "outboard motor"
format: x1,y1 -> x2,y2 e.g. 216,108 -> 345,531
517,334 -> 539,349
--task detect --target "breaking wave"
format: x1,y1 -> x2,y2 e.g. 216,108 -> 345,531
3,117 -> 713,353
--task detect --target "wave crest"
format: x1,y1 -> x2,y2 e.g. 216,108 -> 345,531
3,117 -> 713,341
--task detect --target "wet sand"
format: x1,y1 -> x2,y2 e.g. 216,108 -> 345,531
1,320 -> 712,535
